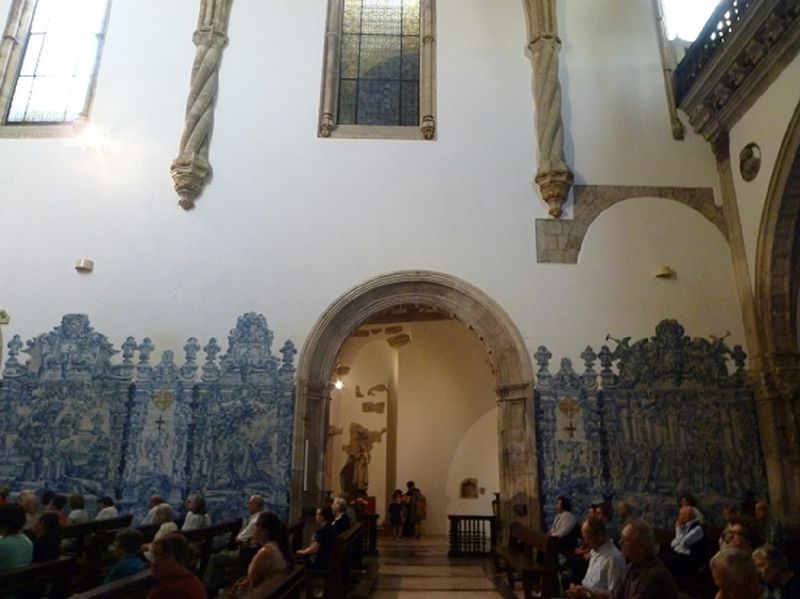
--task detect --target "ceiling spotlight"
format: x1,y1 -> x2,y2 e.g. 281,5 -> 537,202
334,380 -> 344,390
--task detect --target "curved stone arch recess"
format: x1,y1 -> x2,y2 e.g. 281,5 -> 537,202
290,270 -> 539,529
755,98 -> 800,356
535,185 -> 726,264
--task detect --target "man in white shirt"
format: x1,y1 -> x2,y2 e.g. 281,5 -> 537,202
95,496 -> 119,520
664,505 -> 705,576
566,517 -> 625,599
550,496 -> 578,538
141,494 -> 166,525
203,493 -> 265,594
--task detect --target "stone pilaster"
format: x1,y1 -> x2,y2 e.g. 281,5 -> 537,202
496,382 -> 539,536
749,355 -> 800,523
523,0 -> 574,218
170,0 -> 233,210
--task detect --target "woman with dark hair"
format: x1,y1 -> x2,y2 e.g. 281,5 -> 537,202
0,504 -> 33,572
32,512 -> 61,562
147,532 -> 206,598
181,494 -> 211,531
229,512 -> 294,596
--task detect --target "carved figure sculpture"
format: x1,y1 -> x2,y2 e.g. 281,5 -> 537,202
340,423 -> 387,498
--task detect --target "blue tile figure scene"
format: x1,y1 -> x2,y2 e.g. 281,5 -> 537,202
536,319 -> 765,528
0,313 -> 296,523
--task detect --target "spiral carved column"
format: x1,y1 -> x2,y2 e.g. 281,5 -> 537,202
523,0 -> 574,218
170,0 -> 233,210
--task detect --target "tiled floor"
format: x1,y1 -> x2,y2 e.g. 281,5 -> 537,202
371,535 -> 520,598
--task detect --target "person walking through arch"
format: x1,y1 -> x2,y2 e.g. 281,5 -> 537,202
403,481 -> 425,539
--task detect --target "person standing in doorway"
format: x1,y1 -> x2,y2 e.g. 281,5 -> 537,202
403,481 -> 425,539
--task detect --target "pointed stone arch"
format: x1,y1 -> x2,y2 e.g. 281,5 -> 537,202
752,98 -> 800,522
290,270 -> 539,530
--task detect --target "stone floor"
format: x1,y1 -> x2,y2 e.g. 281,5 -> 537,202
370,535 -> 523,598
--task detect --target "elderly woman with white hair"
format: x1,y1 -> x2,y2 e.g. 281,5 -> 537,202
143,502 -> 178,561
752,544 -> 800,599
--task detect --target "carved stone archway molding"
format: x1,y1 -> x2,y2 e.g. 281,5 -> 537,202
752,99 -> 800,523
535,185 -> 726,263
522,0 -> 574,219
170,0 -> 234,210
291,270 -> 538,532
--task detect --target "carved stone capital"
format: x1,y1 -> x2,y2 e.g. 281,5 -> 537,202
421,115 -> 435,140
170,155 -> 210,211
535,166 -> 574,218
319,113 -> 335,138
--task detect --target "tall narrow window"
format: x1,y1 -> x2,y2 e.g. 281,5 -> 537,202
319,0 -> 435,140
0,0 -> 111,133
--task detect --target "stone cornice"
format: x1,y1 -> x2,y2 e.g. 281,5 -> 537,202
676,0 -> 800,144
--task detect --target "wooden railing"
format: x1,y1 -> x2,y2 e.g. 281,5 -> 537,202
358,513 -> 379,556
448,514 -> 496,557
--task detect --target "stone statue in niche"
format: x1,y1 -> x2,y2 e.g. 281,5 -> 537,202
340,423 -> 387,499
460,478 -> 478,499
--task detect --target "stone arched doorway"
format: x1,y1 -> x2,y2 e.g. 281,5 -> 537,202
290,270 -> 539,530
753,98 -> 800,522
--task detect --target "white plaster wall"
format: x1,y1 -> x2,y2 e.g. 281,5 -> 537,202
395,321 -> 498,536
0,0 -> 749,473
729,53 -> 800,284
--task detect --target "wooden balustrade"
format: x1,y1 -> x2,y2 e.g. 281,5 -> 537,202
448,514 -> 496,557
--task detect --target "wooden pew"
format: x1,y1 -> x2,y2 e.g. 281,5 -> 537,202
180,518 -> 242,579
68,569 -> 156,599
302,521 -> 365,599
0,555 -> 77,599
61,515 -> 134,557
493,522 -> 560,599
248,563 -> 306,599
286,518 -> 305,554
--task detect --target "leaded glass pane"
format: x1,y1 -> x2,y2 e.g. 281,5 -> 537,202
401,36 -> 419,80
342,0 -> 362,34
400,81 -> 418,125
402,0 -> 419,35
340,34 -> 360,79
357,80 -> 400,125
361,0 -> 401,35
7,0 -> 110,123
359,35 -> 401,80
19,33 -> 44,76
6,77 -> 32,122
338,79 -> 357,124
336,0 -> 420,127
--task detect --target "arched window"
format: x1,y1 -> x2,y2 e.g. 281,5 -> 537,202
0,0 -> 112,136
319,0 -> 435,140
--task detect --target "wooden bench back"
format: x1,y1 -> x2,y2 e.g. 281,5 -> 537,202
69,569 -> 156,599
249,563 -> 306,599
181,518 -> 242,578
286,518 -> 305,554
0,555 -> 77,599
306,521 -> 365,599
505,522 -> 560,597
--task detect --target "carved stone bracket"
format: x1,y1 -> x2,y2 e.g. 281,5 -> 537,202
170,0 -> 233,210
523,1 -> 574,218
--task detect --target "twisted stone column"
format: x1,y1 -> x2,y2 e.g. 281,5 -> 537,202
171,0 -> 233,210
523,0 -> 574,218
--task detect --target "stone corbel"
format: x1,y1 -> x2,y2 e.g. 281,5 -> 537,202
170,0 -> 234,210
523,0 -> 574,218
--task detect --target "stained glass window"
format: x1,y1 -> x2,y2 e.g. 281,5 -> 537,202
338,0 -> 420,127
5,0 -> 111,124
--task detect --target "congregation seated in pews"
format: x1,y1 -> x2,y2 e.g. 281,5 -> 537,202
0,486 -> 313,598
492,493 -> 800,599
